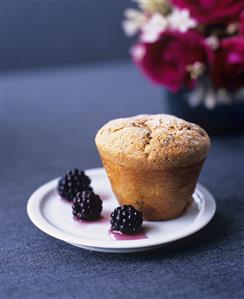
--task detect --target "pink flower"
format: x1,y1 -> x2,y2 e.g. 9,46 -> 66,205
240,11 -> 244,35
171,0 -> 244,25
212,36 -> 244,91
132,30 -> 211,92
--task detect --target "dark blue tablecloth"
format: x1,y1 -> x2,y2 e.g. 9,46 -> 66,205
1,62 -> 244,299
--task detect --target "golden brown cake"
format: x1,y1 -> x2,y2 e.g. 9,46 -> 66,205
95,114 -> 210,221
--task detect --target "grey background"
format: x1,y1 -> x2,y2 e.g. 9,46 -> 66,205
2,63 -> 244,299
1,0 -> 134,70
1,2 -> 244,298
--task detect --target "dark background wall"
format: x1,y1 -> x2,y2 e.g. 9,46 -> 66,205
1,0 -> 135,70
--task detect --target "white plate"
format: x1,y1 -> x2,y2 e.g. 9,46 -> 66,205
27,167 -> 216,253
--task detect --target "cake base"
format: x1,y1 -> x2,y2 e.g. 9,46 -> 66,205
102,158 -> 204,221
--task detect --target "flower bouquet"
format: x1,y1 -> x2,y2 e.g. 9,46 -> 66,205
123,0 -> 244,111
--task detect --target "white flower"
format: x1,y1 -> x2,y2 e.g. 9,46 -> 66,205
141,13 -> 168,42
168,8 -> 197,33
226,23 -> 238,35
188,84 -> 205,107
187,62 -> 206,80
205,87 -> 217,109
130,44 -> 146,62
122,9 -> 146,37
206,36 -> 219,50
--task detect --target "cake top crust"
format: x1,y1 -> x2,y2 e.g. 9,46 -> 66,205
95,114 -> 210,168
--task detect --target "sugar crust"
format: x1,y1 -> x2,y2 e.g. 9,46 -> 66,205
95,114 -> 210,169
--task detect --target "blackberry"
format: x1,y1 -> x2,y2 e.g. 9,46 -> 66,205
110,205 -> 143,234
72,191 -> 102,221
58,169 -> 92,202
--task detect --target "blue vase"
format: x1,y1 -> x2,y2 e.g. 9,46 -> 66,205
164,90 -> 244,135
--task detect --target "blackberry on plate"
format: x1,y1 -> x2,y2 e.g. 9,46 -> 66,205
110,205 -> 143,234
58,169 -> 92,202
72,191 -> 102,221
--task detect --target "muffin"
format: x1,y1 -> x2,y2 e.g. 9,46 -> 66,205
95,114 -> 210,221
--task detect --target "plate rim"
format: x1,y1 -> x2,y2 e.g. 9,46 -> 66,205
27,167 -> 216,250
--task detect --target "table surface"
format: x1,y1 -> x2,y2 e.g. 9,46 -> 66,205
1,62 -> 244,299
